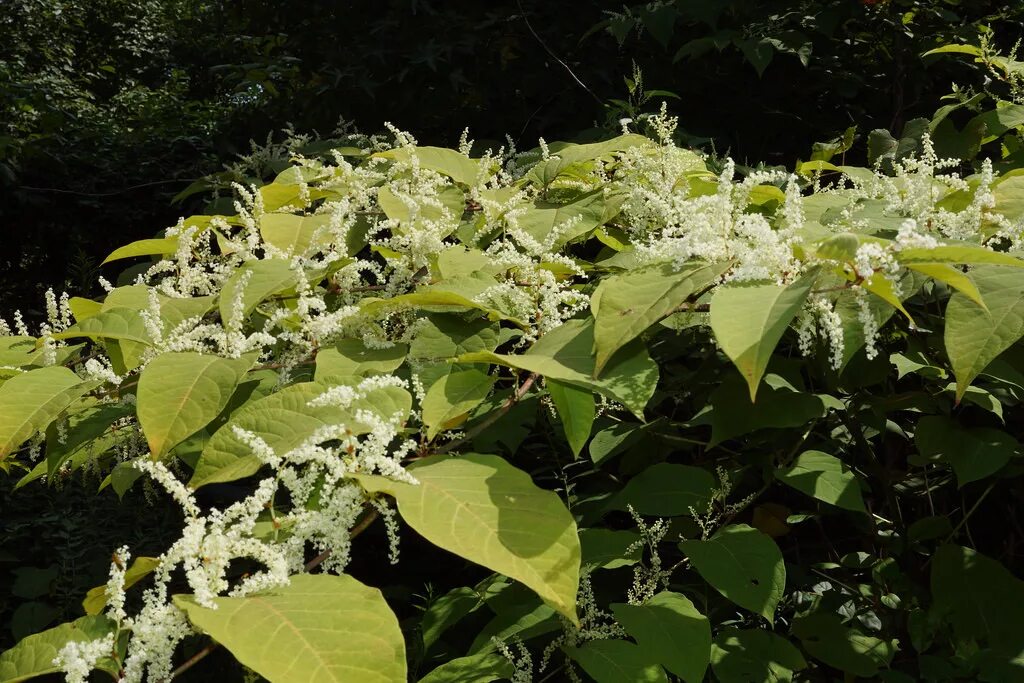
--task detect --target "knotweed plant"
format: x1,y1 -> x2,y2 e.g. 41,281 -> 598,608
2,108 -> 1024,682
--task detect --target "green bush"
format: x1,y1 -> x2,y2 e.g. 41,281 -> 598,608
3,52 -> 1024,681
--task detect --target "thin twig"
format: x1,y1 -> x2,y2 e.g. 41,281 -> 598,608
433,372 -> 539,456
19,178 -> 199,198
515,0 -> 602,105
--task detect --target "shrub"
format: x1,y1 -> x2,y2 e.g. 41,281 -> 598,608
2,99 -> 1024,682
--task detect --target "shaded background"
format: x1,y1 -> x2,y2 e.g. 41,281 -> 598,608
2,0 -> 1022,314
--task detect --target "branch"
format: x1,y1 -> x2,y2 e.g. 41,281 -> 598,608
515,0 -> 602,106
434,372 -> 539,456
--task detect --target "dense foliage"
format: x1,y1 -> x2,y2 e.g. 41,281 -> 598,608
2,28 -> 1024,677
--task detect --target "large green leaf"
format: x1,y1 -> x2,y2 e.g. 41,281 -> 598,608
315,340 -> 408,379
408,315 -> 499,361
516,190 -> 607,251
525,134 -> 657,186
709,628 -> 806,683
422,367 -> 496,439
137,352 -> 255,459
898,245 -> 1024,268
374,146 -> 484,185
260,213 -> 331,256
931,544 -> 1024,657
52,307 -> 152,345
219,259 -> 298,324
775,450 -> 867,512
679,525 -> 785,623
710,274 -> 815,400
608,463 -> 716,517
944,265 -> 1024,400
460,317 -> 658,418
593,261 -> 730,374
0,367 -> 93,460
353,453 -> 580,623
914,416 -> 1015,487
566,639 -> 667,683
611,591 -> 711,683
547,378 -> 595,458
82,556 -> 160,616
0,615 -> 114,683
417,654 -> 513,683
191,381 -> 411,488
174,574 -> 405,683
101,237 -> 179,264
792,612 -> 896,678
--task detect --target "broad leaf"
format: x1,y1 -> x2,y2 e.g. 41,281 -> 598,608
679,524 -> 785,623
609,463 -> 716,517
792,612 -> 896,677
547,379 -> 594,457
52,307 -> 152,346
710,628 -> 807,683
944,265 -> 1024,400
259,213 -> 331,256
138,352 -> 255,459
914,416 -> 1015,487
611,591 -> 711,683
593,260 -> 729,374
422,367 -> 496,439
0,615 -> 114,683
460,317 -> 658,418
219,259 -> 298,324
315,340 -> 408,379
101,237 -> 179,264
191,381 -> 411,488
417,654 -> 513,683
566,639 -> 668,683
0,367 -> 93,460
931,544 -> 1024,656
353,453 -> 581,623
174,574 -> 405,683
775,450 -> 867,512
82,557 -> 160,616
374,146 -> 484,185
710,274 -> 815,399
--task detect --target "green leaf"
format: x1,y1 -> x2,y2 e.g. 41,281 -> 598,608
409,316 -> 499,362
679,524 -> 785,623
52,307 -> 152,346
0,615 -> 114,683
526,134 -> 657,186
898,245 -> 1024,268
945,265 -> 1024,400
914,416 -> 1015,487
709,628 -> 806,683
101,237 -> 179,264
45,402 -> 132,474
710,274 -> 815,400
260,213 -> 331,256
174,574 -> 405,683
609,463 -> 716,517
0,337 -> 44,367
422,367 -> 496,439
611,591 -> 711,683
792,612 -> 896,677
315,340 -> 408,379
219,259 -> 298,324
0,367 -> 93,460
353,453 -> 581,624
579,529 -> 642,569
547,379 -> 594,457
374,146 -> 484,185
931,544 -> 1024,656
191,381 -> 411,488
593,261 -> 730,374
82,556 -> 160,616
566,639 -> 668,683
460,317 -> 658,418
516,190 -> 608,251
138,352 -> 255,459
417,654 -> 513,683
775,450 -> 867,512
379,185 -> 464,237
905,263 -> 986,308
